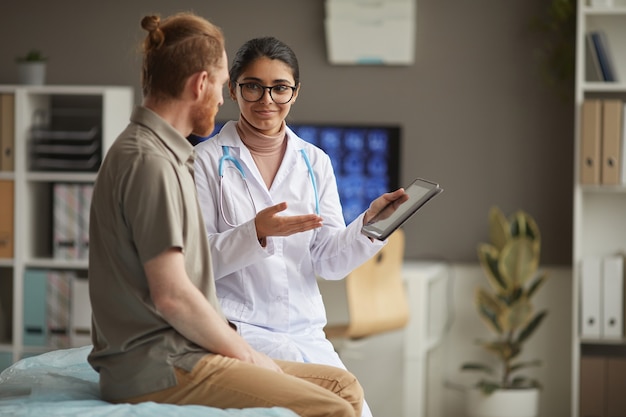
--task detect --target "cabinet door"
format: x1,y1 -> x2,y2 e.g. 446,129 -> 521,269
607,357 -> 626,417
580,356 -> 606,417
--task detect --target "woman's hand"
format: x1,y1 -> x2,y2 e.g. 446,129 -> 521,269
255,202 -> 323,242
363,188 -> 409,225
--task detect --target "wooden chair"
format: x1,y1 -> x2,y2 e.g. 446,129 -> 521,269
324,228 -> 410,341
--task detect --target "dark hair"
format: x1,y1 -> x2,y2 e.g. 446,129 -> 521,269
229,37 -> 300,85
140,12 -> 225,100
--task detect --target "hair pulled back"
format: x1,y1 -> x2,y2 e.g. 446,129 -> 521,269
140,12 -> 224,100
229,37 -> 299,86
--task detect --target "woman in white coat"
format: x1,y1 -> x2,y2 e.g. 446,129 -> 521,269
194,37 -> 406,417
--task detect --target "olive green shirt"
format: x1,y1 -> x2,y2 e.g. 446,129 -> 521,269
87,106 -> 224,401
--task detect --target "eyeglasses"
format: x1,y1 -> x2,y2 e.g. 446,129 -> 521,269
236,82 -> 297,104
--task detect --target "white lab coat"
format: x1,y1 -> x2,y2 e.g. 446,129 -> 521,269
194,122 -> 383,400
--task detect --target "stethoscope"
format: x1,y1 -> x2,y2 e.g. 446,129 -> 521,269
218,145 -> 320,227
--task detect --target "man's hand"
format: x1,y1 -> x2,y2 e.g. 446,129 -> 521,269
245,349 -> 284,373
255,202 -> 323,241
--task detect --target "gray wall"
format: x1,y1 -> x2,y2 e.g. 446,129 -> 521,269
0,0 -> 574,264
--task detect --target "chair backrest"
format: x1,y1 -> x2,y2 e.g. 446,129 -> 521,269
343,228 -> 409,339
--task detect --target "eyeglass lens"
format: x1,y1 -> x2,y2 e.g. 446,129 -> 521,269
239,83 -> 295,104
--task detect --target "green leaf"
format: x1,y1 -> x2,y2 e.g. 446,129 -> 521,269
526,272 -> 548,298
509,360 -> 542,374
481,341 -> 520,362
478,244 -> 507,292
476,289 -> 505,333
461,363 -> 494,374
477,380 -> 502,394
488,206 -> 510,251
499,238 -> 539,289
516,311 -> 548,344
509,376 -> 542,390
503,295 -> 533,331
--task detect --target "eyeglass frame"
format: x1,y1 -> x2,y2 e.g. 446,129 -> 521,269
235,82 -> 297,104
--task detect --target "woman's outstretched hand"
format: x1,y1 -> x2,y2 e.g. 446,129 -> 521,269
255,202 -> 323,243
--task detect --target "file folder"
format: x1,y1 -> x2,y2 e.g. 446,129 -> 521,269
601,99 -> 623,185
581,257 -> 602,338
602,255 -> 624,339
620,104 -> 626,185
47,270 -> 71,348
585,32 -> 603,82
0,180 -> 14,258
23,269 -> 47,346
78,184 -> 93,260
53,183 -> 80,260
580,99 -> 602,185
0,94 -> 14,172
70,277 -> 92,347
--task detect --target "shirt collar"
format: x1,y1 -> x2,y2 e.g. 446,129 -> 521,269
130,105 -> 195,166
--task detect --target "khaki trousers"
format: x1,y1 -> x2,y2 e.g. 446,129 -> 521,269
120,354 -> 364,417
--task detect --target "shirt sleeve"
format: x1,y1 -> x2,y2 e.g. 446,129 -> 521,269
122,154 -> 185,264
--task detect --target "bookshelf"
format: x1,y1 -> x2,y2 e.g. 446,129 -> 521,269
0,85 -> 133,369
573,1 -> 626,416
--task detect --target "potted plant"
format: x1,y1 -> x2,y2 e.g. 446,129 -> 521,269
461,206 -> 548,417
16,49 -> 48,85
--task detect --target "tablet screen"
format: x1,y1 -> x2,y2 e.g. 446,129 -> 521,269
361,178 -> 443,240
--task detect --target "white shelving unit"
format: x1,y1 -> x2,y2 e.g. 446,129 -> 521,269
573,2 -> 626,416
0,85 -> 133,369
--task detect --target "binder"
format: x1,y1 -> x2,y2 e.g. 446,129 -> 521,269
23,269 -> 48,346
53,183 -> 80,260
70,277 -> 92,347
585,32 -> 603,82
0,180 -> 13,258
602,255 -> 624,339
47,270 -> 71,348
581,257 -> 602,338
78,184 -> 93,260
620,103 -> 626,185
0,93 -> 14,172
601,99 -> 623,185
580,99 -> 602,185
590,30 -> 618,82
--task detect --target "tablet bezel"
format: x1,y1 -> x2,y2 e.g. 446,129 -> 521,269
361,178 -> 443,241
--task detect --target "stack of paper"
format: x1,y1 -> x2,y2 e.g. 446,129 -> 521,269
53,183 -> 93,260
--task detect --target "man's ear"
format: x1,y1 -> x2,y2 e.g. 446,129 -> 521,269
189,71 -> 208,100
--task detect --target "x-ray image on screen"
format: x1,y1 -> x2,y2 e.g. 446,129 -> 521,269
202,122 -> 401,225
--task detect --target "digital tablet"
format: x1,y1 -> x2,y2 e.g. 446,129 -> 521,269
361,178 -> 443,241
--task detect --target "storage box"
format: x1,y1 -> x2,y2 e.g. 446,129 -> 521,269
325,0 -> 415,65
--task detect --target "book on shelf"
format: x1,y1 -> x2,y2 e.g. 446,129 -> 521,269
0,93 -> 14,172
601,99 -> 622,185
622,103 -> 626,185
580,99 -> 602,185
0,180 -> 14,258
589,30 -> 618,82
580,98 -> 626,186
585,32 -> 603,82
52,183 -> 94,260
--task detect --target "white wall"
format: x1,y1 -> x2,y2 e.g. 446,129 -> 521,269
320,263 -> 572,417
